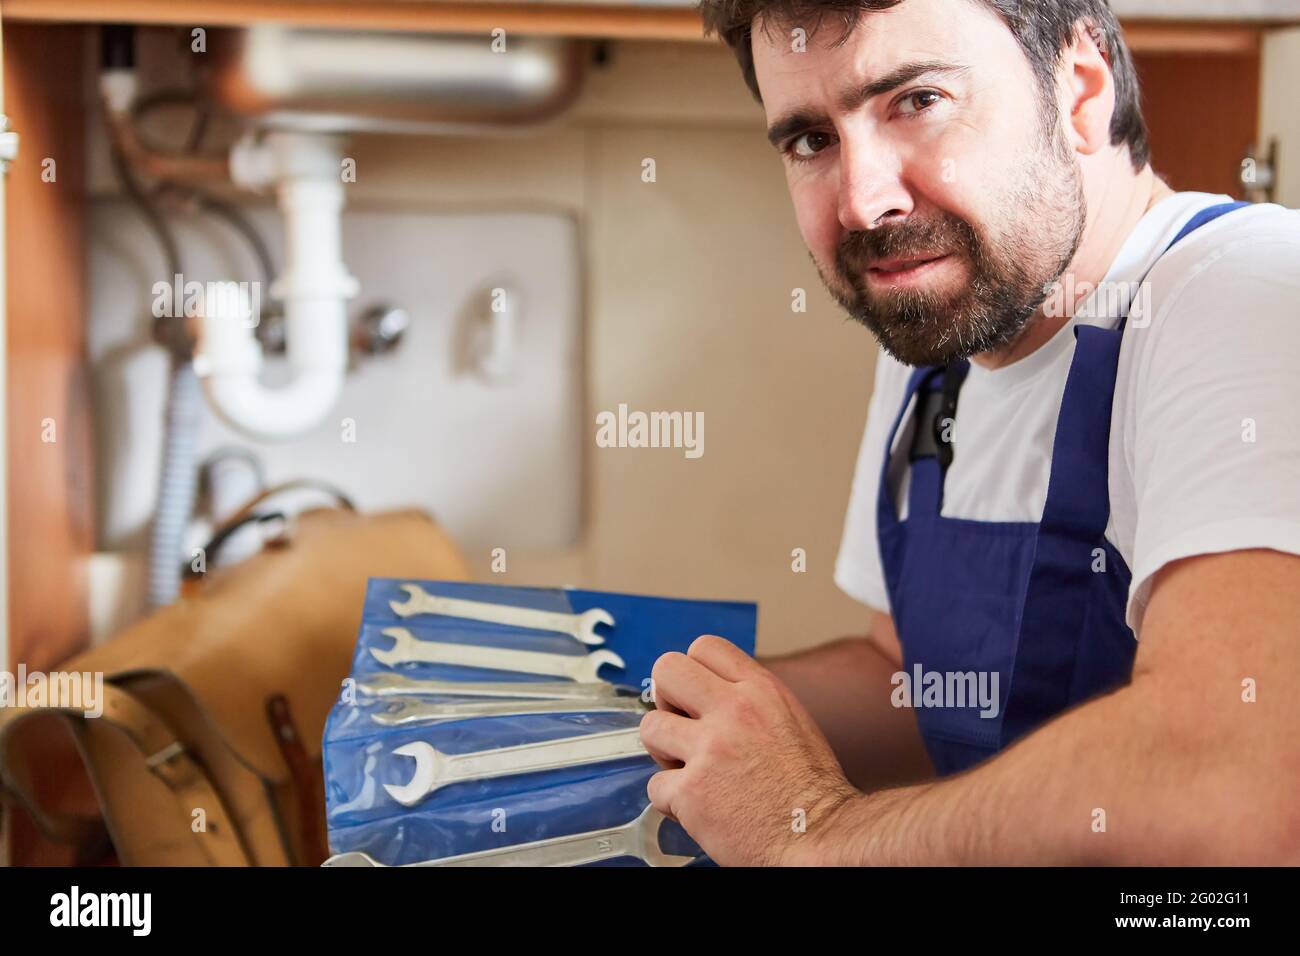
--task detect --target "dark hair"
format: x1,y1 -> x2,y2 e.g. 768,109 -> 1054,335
698,0 -> 1150,170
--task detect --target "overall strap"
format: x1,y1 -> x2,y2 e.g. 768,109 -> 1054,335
877,360 -> 970,532
1044,200 -> 1251,529
1168,201 -> 1251,249
876,364 -> 943,530
1000,321 -> 1124,743
1118,201 -> 1251,332
876,364 -> 942,600
1001,199 -> 1251,744
906,361 -> 969,521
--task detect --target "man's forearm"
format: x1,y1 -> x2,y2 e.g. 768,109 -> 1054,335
819,668 -> 1299,866
764,637 -> 934,791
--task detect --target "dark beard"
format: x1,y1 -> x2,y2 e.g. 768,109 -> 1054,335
821,120 -> 1087,368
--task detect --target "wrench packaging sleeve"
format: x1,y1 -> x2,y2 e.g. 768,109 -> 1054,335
323,578 -> 757,866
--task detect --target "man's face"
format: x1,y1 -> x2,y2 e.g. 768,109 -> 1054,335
752,0 -> 1087,367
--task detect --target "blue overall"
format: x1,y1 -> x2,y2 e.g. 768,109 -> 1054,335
876,202 -> 1248,776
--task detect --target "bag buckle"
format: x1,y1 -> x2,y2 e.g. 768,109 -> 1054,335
145,741 -> 186,773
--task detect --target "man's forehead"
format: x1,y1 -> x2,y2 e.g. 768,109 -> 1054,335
750,0 -> 1003,104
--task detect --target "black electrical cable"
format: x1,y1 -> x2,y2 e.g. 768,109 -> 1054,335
191,190 -> 277,293
129,91 -> 278,293
100,28 -> 185,298
107,125 -> 183,287
122,93 -> 279,297
130,89 -> 214,157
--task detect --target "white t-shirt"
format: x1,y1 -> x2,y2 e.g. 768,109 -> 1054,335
834,192 -> 1300,635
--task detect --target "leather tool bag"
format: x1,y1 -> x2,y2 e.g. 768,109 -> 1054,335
0,492 -> 470,866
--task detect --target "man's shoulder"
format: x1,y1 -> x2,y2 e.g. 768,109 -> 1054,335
1150,201 -> 1300,289
1111,201 -> 1300,440
1131,201 -> 1300,344
1208,200 -> 1300,239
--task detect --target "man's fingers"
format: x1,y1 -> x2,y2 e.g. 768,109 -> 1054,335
646,767 -> 683,822
638,708 -> 698,766
688,634 -> 763,682
642,742 -> 683,772
640,708 -> 690,771
650,651 -> 730,716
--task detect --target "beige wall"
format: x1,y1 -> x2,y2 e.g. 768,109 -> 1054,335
582,119 -> 880,654
313,40 -> 882,654
581,41 -> 886,652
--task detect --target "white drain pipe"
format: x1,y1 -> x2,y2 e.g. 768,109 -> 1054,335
195,131 -> 358,440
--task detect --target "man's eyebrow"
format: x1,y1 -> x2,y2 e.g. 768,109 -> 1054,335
765,60 -> 967,148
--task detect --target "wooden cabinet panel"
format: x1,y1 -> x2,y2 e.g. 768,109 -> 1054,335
3,22 -> 92,674
1,3 -> 1278,52
3,1 -> 707,40
1136,51 -> 1261,199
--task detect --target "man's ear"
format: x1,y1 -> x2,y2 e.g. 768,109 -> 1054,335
1059,22 -> 1116,157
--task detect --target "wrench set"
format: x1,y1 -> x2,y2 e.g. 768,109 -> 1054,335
324,804 -> 693,868
322,578 -> 758,867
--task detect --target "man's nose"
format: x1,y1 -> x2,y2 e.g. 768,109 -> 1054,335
837,140 -> 913,232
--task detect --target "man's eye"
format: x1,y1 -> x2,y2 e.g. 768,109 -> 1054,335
790,131 -> 834,160
897,90 -> 944,116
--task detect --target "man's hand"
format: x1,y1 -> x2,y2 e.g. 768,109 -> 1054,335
639,634 -> 860,866
762,614 -> 935,791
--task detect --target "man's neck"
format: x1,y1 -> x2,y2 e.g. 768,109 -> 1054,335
971,162 -> 1174,371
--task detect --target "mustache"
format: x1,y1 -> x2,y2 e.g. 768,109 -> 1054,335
838,214 -> 980,276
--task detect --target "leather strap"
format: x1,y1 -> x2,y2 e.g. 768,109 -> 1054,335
0,710 -> 105,847
266,694 -> 327,866
0,682 -> 252,866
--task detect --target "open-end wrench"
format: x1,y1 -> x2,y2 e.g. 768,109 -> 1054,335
369,695 -> 649,726
389,583 -> 613,647
355,673 -> 635,701
369,627 -> 623,682
384,726 -> 648,805
323,804 -> 695,867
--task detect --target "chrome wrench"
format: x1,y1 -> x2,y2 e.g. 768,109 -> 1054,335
384,726 -> 647,805
389,583 -> 613,647
323,804 -> 694,867
369,627 -> 623,682
355,673 -> 634,701
369,695 -> 648,726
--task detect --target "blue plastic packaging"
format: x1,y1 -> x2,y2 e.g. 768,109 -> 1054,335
323,578 -> 757,866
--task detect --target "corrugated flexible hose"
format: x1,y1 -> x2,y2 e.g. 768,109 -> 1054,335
147,361 -> 204,608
